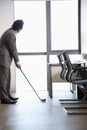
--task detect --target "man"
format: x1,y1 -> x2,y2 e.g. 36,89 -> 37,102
0,20 -> 24,104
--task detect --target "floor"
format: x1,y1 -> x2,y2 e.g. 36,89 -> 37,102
0,83 -> 87,130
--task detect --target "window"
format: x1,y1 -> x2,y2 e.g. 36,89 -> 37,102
14,1 -> 47,91
14,0 -> 80,91
51,0 -> 79,51
14,1 -> 46,52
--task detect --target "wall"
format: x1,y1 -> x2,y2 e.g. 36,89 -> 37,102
81,0 -> 87,53
0,0 -> 14,35
0,0 -> 16,91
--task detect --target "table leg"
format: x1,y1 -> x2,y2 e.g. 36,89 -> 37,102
47,64 -> 52,98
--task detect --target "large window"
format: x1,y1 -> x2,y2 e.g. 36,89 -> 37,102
14,1 -> 47,91
14,0 -> 80,91
51,0 -> 79,51
14,1 -> 46,52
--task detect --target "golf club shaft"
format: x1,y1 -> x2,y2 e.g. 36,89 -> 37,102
20,68 -> 43,101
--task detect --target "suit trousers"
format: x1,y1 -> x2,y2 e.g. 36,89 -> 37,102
0,66 -> 11,100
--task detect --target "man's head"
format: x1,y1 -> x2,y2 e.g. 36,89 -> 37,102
12,20 -> 24,32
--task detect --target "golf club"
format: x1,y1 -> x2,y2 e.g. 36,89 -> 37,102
20,68 -> 46,102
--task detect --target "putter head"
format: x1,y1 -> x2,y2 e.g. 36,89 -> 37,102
41,99 -> 46,102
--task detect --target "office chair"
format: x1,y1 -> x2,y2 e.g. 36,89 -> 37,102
57,52 -> 80,94
57,54 -> 67,80
63,51 -> 87,100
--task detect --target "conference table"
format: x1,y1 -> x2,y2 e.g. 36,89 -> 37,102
47,59 -> 87,98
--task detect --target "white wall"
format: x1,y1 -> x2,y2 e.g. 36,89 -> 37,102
0,0 -> 16,91
0,0 -> 14,35
81,0 -> 87,53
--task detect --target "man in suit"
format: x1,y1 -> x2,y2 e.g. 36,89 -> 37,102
0,20 -> 24,104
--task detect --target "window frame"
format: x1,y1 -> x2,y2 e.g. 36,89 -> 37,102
46,0 -> 81,57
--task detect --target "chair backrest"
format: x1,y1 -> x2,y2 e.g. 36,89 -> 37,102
57,51 -> 77,82
57,53 -> 67,80
62,51 -> 74,82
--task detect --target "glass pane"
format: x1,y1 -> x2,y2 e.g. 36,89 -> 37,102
14,1 -> 46,52
16,55 -> 47,91
51,0 -> 78,50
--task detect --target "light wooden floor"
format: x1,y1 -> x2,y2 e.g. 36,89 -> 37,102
0,83 -> 87,130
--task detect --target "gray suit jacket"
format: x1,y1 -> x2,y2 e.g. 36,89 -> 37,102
0,28 -> 19,68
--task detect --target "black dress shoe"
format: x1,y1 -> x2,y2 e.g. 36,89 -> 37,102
9,96 -> 19,100
1,99 -> 17,104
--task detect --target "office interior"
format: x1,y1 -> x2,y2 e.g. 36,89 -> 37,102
0,0 -> 87,130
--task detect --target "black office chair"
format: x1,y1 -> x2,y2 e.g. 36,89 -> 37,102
63,51 -> 87,100
57,52 -> 78,101
57,52 -> 80,94
57,54 -> 67,80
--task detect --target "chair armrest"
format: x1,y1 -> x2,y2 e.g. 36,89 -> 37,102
74,66 -> 87,71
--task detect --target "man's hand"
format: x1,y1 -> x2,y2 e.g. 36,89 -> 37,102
16,61 -> 21,69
